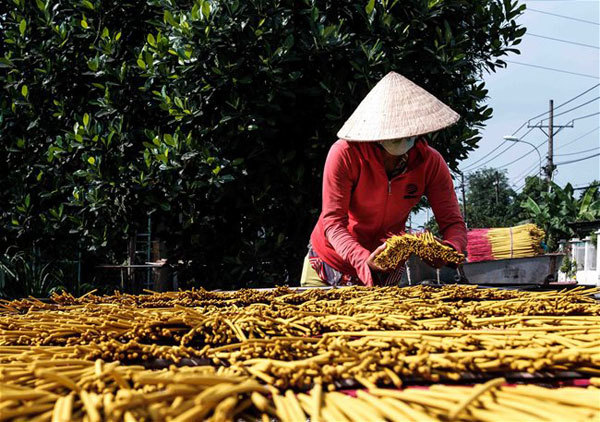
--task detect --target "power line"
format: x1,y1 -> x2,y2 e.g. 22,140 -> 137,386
514,165 -> 539,186
555,146 -> 600,156
460,141 -> 508,172
568,111 -> 600,123
510,127 -> 600,186
514,167 -> 539,192
526,33 -> 600,49
556,126 -> 600,150
459,86 -> 599,174
515,181 -> 528,193
541,96 -> 599,121
527,8 -> 600,25
505,60 -> 600,80
512,84 -> 600,133
573,183 -> 600,191
555,151 -> 600,165
466,142 -> 518,171
514,172 -> 538,193
496,139 -> 546,169
512,161 -> 541,186
463,127 -> 536,172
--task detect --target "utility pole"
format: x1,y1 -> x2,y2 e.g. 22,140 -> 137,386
494,171 -> 500,205
547,100 -> 554,185
527,99 -> 574,192
460,172 -> 468,228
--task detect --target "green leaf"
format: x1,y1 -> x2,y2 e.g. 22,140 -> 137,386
19,19 -> 26,36
191,3 -> 200,20
578,187 -> 598,216
21,85 -> 28,97
36,0 -> 45,11
87,156 -> 95,165
147,33 -> 156,47
164,10 -> 177,26
24,194 -> 30,208
82,0 -> 94,10
137,58 -> 146,69
521,196 -> 542,216
115,31 -> 122,41
164,134 -> 175,146
365,0 -> 375,15
83,113 -> 90,127
81,19 -> 88,29
201,1 -> 210,19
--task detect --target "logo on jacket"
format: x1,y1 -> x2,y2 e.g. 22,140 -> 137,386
404,183 -> 419,199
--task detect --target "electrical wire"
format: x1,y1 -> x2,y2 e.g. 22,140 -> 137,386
555,146 -> 600,156
514,166 -> 541,192
513,169 -> 536,192
463,127 -> 536,172
496,139 -> 546,168
513,84 -> 599,133
459,87 -> 599,174
527,8 -> 600,25
512,127 -> 599,189
512,161 -> 541,187
541,96 -> 599,121
568,111 -> 600,124
505,60 -> 600,80
514,164 -> 540,186
555,126 -> 600,150
555,151 -> 600,165
526,33 -> 600,49
460,141 -> 508,172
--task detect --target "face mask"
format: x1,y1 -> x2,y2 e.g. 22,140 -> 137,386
380,137 -> 416,156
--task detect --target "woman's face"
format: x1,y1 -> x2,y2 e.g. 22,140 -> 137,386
379,136 -> 416,156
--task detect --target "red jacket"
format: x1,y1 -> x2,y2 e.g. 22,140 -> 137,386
310,139 -> 467,286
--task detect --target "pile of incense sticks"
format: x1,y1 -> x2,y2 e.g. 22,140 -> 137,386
375,232 -> 465,271
467,223 -> 545,262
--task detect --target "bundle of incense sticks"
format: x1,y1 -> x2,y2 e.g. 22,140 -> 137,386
374,232 -> 465,271
467,223 -> 545,262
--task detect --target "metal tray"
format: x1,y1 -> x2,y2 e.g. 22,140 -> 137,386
461,254 -> 565,286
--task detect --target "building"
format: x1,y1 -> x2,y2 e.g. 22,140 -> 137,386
558,221 -> 600,286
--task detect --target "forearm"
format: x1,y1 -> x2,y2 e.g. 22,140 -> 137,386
324,221 -> 373,286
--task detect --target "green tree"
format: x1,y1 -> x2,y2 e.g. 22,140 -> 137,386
521,182 -> 600,250
1,0 -> 527,291
512,175 -> 549,221
465,168 -> 519,228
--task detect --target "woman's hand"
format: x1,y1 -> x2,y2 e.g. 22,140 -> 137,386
366,243 -> 390,273
423,238 -> 457,269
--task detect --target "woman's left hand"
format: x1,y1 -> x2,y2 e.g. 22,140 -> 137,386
366,243 -> 390,273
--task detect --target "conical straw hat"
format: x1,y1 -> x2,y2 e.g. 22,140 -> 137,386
337,72 -> 460,141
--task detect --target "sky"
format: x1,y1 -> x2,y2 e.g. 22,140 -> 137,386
412,0 -> 600,229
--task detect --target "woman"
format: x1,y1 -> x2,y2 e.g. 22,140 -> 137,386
301,72 -> 467,287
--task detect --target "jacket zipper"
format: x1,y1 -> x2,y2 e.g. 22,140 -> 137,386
388,180 -> 392,195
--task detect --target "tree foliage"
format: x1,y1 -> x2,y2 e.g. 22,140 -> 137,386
1,0 -> 526,289
520,181 -> 600,250
465,168 -> 518,228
